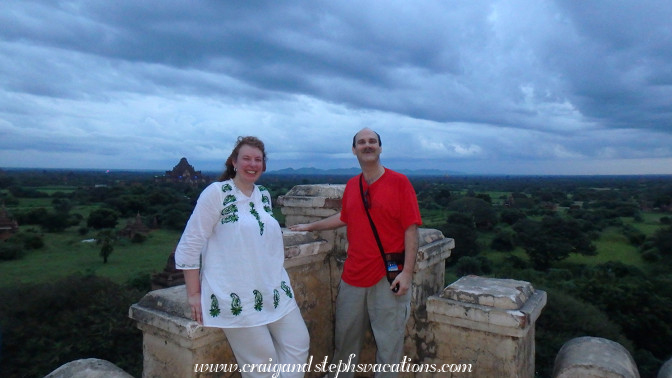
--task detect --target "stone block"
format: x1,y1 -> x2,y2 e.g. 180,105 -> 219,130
659,358 -> 672,378
426,276 -> 547,378
45,358 -> 134,378
553,337 -> 640,378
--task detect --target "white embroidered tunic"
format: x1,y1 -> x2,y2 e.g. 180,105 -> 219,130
174,180 -> 297,328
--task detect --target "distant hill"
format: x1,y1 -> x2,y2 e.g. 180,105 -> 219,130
268,167 -> 462,177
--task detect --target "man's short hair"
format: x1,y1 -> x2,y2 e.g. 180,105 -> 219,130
352,130 -> 382,147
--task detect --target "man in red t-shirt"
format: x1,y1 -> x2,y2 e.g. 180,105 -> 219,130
290,128 -> 422,378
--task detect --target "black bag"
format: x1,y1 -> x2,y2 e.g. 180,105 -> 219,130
359,174 -> 404,292
383,251 -> 405,284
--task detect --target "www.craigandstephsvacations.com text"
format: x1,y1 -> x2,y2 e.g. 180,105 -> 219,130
194,355 -> 473,377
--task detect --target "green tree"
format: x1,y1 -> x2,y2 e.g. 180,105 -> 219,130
491,230 -> 515,252
447,197 -> 497,230
0,274 -> 143,377
87,208 -> 119,229
51,197 -> 72,214
514,216 -> 596,270
440,213 -> 479,259
455,255 -> 492,276
41,211 -> 70,232
96,230 -> 116,264
651,226 -> 672,256
500,208 -> 526,225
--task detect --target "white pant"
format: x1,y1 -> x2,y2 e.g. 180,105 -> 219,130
223,307 -> 310,378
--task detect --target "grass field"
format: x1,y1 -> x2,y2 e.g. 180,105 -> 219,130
477,213 -> 663,272
566,227 -> 645,268
35,185 -> 78,194
0,228 -> 181,288
419,208 -> 448,228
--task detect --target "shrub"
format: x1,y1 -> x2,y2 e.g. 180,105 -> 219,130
131,233 -> 147,244
0,274 -> 143,377
455,256 -> 492,276
0,242 -> 24,261
641,249 -> 661,262
87,208 -> 119,229
535,288 -> 631,378
490,230 -> 515,252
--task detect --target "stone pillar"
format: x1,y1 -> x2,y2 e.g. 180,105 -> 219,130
405,228 -> 454,365
278,183 -> 349,341
426,276 -> 547,378
278,184 -> 347,255
552,337 -> 640,378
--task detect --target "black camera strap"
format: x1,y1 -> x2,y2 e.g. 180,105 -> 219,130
359,174 -> 388,268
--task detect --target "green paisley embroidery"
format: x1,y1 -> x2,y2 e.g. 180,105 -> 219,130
281,281 -> 293,299
221,204 -> 237,215
223,194 -> 236,206
258,185 -> 268,192
262,195 -> 273,214
230,293 -> 242,316
273,289 -> 280,308
249,203 -> 264,235
221,201 -> 239,224
253,289 -> 263,311
222,183 -> 233,192
209,294 -> 221,317
221,213 -> 239,224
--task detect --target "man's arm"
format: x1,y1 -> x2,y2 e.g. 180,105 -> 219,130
288,212 -> 346,231
392,223 -> 418,296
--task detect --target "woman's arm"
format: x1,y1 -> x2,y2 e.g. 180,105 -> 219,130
183,269 -> 203,324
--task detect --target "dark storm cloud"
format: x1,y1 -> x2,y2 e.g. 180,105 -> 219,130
1,0 -> 671,174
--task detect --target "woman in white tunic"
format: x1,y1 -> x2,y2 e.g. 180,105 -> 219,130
175,136 -> 309,378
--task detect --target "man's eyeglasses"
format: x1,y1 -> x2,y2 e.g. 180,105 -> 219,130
363,189 -> 371,209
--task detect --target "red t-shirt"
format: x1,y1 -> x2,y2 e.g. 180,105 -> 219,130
340,168 -> 422,287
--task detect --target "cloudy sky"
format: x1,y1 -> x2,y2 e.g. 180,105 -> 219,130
1,1 -> 671,175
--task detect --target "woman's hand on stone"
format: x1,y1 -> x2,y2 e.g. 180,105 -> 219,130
188,293 -> 203,324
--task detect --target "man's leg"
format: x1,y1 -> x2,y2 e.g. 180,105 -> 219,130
368,277 -> 411,377
329,280 -> 369,378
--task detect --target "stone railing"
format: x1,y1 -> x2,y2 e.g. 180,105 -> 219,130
128,184 -> 549,377
53,184 -> 665,377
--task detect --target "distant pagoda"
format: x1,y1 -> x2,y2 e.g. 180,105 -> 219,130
161,157 -> 208,184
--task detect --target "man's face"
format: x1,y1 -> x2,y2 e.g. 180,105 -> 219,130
352,129 -> 382,164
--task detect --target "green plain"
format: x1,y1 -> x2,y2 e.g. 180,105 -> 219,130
0,228 -> 181,288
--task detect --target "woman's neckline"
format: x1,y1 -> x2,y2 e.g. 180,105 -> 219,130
231,178 -> 255,198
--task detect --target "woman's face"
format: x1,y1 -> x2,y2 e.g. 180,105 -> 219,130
233,144 -> 264,185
